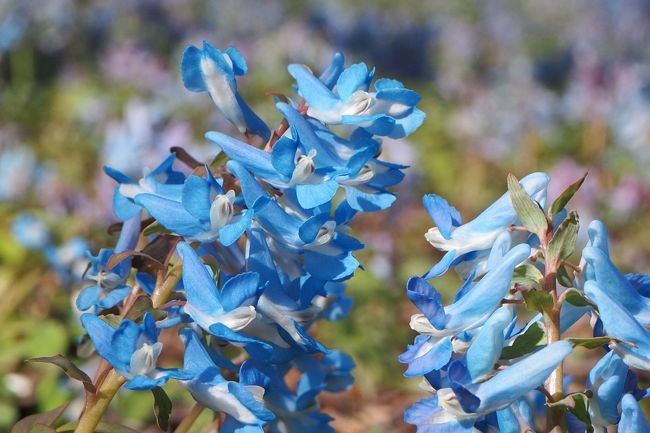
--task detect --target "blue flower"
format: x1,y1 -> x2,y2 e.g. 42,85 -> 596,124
242,359 -> 341,433
135,169 -> 267,246
404,341 -> 572,432
289,61 -> 424,138
582,225 -> 650,326
76,214 -> 141,311
619,394 -> 650,433
400,244 -> 530,377
179,329 -> 275,432
584,280 -> 650,371
586,351 -> 629,427
11,213 -> 50,249
104,153 -> 185,221
421,172 -> 549,279
227,160 -> 362,281
206,102 -> 405,212
80,313 -> 190,390
181,41 -> 270,140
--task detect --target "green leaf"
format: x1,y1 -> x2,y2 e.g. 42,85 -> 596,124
11,403 -> 68,433
151,387 -> 172,432
556,265 -> 574,288
209,151 -> 229,170
511,263 -> 544,290
550,172 -> 588,216
27,355 -> 95,393
507,173 -> 549,239
547,211 -> 579,264
56,421 -> 140,433
522,290 -> 553,314
547,392 -> 593,433
501,322 -> 546,360
563,289 -> 593,308
568,336 -> 619,349
125,296 -> 166,321
99,314 -> 122,328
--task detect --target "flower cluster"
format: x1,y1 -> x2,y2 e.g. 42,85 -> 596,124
403,172 -> 650,432
35,42 -> 423,433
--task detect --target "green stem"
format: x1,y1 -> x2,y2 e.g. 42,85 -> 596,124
74,370 -> 126,433
173,404 -> 205,433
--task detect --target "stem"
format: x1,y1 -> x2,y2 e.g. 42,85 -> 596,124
152,260 -> 183,308
173,404 -> 205,433
74,370 -> 126,433
544,268 -> 566,432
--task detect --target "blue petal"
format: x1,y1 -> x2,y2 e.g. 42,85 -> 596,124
80,314 -> 128,373
466,307 -> 513,380
376,87 -> 421,106
115,213 -> 141,253
180,45 -> 207,92
177,242 -> 224,316
135,194 -> 203,236
299,213 -> 330,244
220,272 -> 260,311
303,251 -> 359,281
182,175 -> 212,224
422,194 -> 462,240
96,286 -> 132,310
288,64 -> 339,110
423,250 -> 457,279
400,336 -> 453,377
206,132 -> 281,181
224,46 -> 247,75
344,186 -> 396,212
406,277 -> 446,329
318,52 -> 345,89
619,394 -> 650,433
271,136 -> 298,178
208,323 -> 273,360
336,63 -> 369,100
296,180 -> 339,209
76,285 -> 101,311
473,341 -> 572,412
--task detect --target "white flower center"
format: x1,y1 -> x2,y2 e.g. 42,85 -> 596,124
129,341 -> 162,378
210,190 -> 236,230
290,149 -> 317,184
340,90 -> 373,116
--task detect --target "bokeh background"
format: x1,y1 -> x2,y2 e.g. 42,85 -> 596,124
2,1 -> 650,432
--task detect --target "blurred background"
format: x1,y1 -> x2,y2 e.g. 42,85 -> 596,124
1,0 -> 650,432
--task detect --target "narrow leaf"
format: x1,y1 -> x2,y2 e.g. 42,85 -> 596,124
125,296 -> 165,321
151,387 -> 172,432
27,355 -> 95,393
563,289 -> 594,308
12,403 -> 69,433
507,173 -> 548,239
143,221 -> 170,237
568,336 -> 619,349
106,250 -> 163,272
556,265 -> 574,288
501,322 -> 546,360
547,211 -> 579,264
550,172 -> 588,216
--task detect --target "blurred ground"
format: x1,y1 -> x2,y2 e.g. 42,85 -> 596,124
2,1 -> 650,431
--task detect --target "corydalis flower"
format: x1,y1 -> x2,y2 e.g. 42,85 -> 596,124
181,41 -> 270,140
289,60 -> 425,138
81,313 -> 190,390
